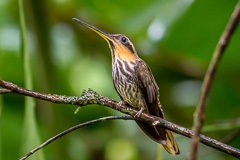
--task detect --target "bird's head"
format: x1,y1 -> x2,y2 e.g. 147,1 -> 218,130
73,18 -> 139,63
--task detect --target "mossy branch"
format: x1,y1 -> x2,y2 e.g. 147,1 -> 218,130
0,79 -> 240,159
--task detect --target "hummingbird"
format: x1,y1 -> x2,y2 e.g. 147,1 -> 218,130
73,18 -> 180,155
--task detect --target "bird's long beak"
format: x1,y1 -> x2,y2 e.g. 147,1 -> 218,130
73,18 -> 113,42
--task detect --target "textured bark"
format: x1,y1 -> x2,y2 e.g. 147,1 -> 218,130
1,79 -> 240,159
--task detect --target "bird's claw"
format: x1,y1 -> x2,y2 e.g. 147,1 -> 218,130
134,107 -> 144,118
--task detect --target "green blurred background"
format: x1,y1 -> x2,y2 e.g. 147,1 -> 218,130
0,0 -> 240,159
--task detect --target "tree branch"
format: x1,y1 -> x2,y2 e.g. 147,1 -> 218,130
199,128 -> 240,157
20,116 -> 135,160
0,79 -> 240,158
189,1 -> 240,159
0,89 -> 12,94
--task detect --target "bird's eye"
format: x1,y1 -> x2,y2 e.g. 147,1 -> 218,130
121,37 -> 127,43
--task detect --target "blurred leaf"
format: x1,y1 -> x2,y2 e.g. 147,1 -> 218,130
0,96 -> 2,160
119,0 -> 195,36
18,0 -> 44,159
155,145 -> 163,160
105,138 -> 139,160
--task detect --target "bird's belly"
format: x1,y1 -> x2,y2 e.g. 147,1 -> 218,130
113,76 -> 142,109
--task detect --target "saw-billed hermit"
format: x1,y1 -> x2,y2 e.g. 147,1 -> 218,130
73,18 -> 180,155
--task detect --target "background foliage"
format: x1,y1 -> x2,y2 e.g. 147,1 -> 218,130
0,0 -> 240,159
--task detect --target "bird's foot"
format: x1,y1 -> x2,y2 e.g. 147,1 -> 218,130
134,107 -> 144,118
116,101 -> 127,111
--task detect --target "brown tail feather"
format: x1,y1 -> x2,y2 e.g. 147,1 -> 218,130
136,120 -> 180,155
162,129 -> 180,155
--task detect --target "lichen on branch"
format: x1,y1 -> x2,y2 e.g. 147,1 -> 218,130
0,79 -> 240,159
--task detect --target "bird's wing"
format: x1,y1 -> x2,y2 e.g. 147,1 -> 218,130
136,60 -> 180,155
136,60 -> 164,118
